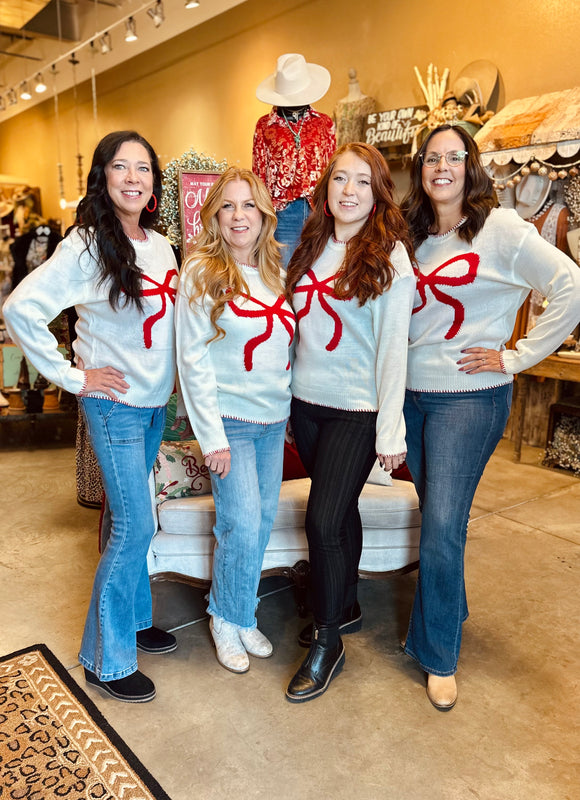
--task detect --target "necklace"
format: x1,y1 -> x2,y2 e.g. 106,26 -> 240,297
281,108 -> 306,149
431,215 -> 468,238
127,226 -> 147,242
234,259 -> 257,270
332,235 -> 348,245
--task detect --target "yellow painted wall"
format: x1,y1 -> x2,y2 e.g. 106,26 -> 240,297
1,0 -> 579,223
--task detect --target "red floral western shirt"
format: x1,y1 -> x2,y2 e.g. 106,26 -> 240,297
252,108 -> 336,211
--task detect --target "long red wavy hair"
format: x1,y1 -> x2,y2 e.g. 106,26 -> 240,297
286,142 -> 414,304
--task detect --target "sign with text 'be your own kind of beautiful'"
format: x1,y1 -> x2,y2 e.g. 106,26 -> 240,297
364,105 -> 429,157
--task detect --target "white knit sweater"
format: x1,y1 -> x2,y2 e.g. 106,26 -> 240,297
175,262 -> 296,456
291,237 -> 416,457
407,208 -> 580,392
3,227 -> 178,407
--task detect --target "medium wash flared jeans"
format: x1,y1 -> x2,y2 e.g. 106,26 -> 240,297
207,417 -> 287,630
403,384 -> 512,676
78,398 -> 166,680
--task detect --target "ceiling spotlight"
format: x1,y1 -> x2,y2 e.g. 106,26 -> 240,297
125,17 -> 138,42
185,0 -> 200,8
7,88 -> 18,105
20,82 -> 32,100
148,1 -> 165,27
99,32 -> 112,54
34,73 -> 47,93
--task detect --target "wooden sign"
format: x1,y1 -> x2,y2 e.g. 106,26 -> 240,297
364,105 -> 429,157
179,170 -> 222,254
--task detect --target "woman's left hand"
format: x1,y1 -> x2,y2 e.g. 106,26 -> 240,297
458,347 -> 503,374
377,452 -> 406,471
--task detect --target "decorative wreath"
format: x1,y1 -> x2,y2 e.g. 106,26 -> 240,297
160,148 -> 228,246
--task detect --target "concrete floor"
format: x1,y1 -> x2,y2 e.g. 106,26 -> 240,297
1,438 -> 578,800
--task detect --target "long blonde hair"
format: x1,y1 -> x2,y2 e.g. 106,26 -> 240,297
182,167 -> 283,340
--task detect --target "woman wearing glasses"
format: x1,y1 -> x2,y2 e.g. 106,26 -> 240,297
401,124 -> 580,711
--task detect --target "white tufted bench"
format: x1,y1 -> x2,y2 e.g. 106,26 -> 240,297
147,441 -> 421,612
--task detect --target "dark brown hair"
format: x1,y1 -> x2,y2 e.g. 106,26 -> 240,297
76,130 -> 162,310
401,124 -> 496,250
286,142 -> 413,305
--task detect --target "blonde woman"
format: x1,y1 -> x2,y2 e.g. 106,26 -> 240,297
176,168 -> 295,673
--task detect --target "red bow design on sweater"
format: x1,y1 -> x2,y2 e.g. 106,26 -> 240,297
413,253 -> 479,339
294,269 -> 345,351
141,269 -> 178,349
228,294 -> 295,371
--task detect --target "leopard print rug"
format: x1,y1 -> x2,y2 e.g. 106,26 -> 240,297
0,644 -> 170,799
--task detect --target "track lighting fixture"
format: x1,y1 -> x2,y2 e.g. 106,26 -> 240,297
20,82 -> 32,100
99,32 -> 112,54
4,0 -> 194,116
125,17 -> 138,42
34,73 -> 47,93
148,1 -> 165,27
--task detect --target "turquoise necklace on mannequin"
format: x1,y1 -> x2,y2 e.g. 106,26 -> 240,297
279,106 -> 309,149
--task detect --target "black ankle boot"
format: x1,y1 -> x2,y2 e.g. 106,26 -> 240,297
298,601 -> 362,648
286,626 -> 345,703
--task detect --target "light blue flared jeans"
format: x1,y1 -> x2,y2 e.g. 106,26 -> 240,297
78,398 -> 166,680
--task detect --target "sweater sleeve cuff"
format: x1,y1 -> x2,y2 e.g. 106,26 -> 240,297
72,368 -> 88,395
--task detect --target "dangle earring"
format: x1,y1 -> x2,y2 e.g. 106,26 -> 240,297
368,203 -> 376,218
324,200 -> 333,218
146,194 -> 158,213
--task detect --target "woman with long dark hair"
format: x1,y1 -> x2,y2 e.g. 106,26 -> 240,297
4,131 -> 179,703
401,124 -> 580,711
285,142 -> 416,702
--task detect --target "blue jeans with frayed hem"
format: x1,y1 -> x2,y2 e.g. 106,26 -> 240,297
207,417 -> 286,629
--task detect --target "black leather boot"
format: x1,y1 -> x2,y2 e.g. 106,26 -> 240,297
298,601 -> 362,647
286,626 -> 345,703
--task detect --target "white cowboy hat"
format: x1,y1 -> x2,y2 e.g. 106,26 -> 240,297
515,173 -> 551,220
256,53 -> 331,106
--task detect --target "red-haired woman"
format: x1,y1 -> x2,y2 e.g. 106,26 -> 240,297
285,142 -> 416,702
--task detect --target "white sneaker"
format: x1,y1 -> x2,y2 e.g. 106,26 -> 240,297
238,627 -> 274,658
209,617 -> 249,673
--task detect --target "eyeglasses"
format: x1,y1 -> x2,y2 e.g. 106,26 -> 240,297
421,150 -> 468,168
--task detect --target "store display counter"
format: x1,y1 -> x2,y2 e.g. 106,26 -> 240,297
511,354 -> 580,462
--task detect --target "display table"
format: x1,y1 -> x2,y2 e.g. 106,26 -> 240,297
511,354 -> 580,461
